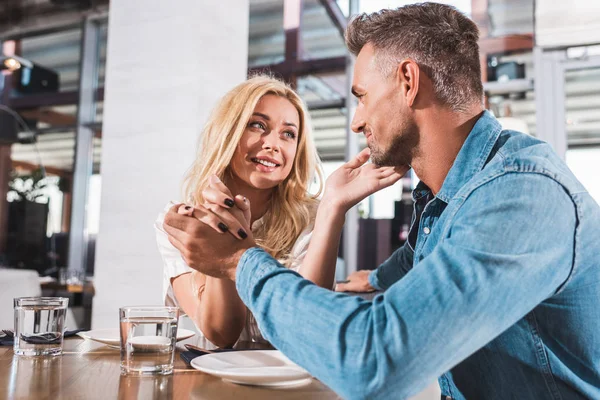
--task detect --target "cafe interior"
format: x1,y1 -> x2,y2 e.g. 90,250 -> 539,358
0,0 -> 599,399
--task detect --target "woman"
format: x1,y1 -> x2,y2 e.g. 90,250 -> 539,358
157,76 -> 404,348
155,75 -> 329,347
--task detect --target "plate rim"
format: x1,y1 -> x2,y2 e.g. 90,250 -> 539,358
190,350 -> 310,383
78,327 -> 196,346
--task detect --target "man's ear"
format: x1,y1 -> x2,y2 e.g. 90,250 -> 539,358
395,59 -> 420,107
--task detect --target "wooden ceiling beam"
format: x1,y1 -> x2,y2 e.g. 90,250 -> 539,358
12,160 -> 71,178
318,0 -> 347,38
478,34 -> 534,56
20,109 -> 76,126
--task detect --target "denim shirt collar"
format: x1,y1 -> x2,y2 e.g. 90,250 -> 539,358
433,110 -> 502,204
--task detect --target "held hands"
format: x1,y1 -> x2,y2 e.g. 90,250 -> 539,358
163,175 -> 255,280
335,270 -> 375,293
322,148 -> 409,212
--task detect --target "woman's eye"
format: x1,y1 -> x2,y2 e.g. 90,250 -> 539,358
249,121 -> 265,130
284,131 -> 296,140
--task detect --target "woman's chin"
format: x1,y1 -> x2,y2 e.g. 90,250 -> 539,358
246,176 -> 283,191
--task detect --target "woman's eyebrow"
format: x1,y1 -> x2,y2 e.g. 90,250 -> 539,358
252,112 -> 270,120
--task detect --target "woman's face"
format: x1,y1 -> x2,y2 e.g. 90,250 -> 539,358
230,94 -> 300,191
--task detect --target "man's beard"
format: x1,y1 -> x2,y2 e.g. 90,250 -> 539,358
369,118 -> 419,167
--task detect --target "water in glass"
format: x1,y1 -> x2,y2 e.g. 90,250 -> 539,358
14,297 -> 68,356
120,309 -> 178,375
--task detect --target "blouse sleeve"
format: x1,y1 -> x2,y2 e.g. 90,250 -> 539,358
154,202 -> 193,310
286,224 -> 314,273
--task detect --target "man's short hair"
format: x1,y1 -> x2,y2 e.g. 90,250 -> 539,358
345,3 -> 484,112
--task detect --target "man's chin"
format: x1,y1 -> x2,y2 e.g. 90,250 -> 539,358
370,152 -> 393,168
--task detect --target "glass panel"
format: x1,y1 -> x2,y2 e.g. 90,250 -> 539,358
21,28 -> 82,93
566,147 -> 600,205
487,0 -> 533,37
565,65 -> 600,205
302,0 -> 345,60
248,1 -> 285,67
565,67 -> 600,146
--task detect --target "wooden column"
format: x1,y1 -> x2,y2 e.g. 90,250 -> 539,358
0,40 -> 20,254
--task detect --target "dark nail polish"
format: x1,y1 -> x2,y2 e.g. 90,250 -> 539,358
218,222 -> 229,232
184,206 -> 191,210
238,229 -> 248,239
224,198 -> 235,207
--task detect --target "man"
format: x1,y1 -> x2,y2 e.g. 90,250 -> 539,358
164,3 -> 600,399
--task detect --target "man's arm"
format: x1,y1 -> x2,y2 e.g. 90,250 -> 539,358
235,173 -> 576,399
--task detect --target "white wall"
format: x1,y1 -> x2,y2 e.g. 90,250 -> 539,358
92,0 -> 249,328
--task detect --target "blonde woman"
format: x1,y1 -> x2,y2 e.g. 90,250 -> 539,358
155,76 -> 331,347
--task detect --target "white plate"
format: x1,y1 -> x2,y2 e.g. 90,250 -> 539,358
78,328 -> 195,348
190,350 -> 312,387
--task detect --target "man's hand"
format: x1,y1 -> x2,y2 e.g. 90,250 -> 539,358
323,148 -> 409,212
163,204 -> 256,281
335,270 -> 375,293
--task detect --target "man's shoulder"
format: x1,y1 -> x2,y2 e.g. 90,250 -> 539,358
469,130 -> 586,196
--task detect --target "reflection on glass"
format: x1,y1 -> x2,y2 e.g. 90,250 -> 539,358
118,374 -> 173,400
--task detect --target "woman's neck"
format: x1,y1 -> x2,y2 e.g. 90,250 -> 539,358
223,175 -> 273,224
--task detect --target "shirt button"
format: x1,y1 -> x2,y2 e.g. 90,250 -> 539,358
423,227 -> 431,235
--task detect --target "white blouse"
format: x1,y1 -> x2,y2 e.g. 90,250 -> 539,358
154,202 -> 314,344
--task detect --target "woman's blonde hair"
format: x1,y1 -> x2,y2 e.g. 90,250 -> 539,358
183,75 -> 323,262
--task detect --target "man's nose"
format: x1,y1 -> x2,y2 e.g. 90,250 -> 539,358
351,111 -> 365,134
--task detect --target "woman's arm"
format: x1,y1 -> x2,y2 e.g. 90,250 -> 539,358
296,200 -> 345,288
158,200 -> 251,348
171,272 -> 246,348
298,148 -> 407,289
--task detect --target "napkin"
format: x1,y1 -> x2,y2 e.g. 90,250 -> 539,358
0,329 -> 85,346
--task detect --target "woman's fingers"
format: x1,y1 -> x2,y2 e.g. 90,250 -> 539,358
345,147 -> 371,169
200,203 -> 250,240
209,175 -> 234,201
234,195 -> 252,226
177,204 -> 194,216
203,186 -> 236,209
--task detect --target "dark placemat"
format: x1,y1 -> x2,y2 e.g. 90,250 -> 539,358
0,329 -> 85,346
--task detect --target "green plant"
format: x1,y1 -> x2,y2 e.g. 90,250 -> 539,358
8,168 -> 48,202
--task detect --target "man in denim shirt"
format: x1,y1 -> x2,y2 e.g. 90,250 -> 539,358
164,3 -> 600,399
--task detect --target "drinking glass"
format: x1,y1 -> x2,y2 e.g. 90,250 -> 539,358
119,306 -> 179,375
13,297 -> 69,356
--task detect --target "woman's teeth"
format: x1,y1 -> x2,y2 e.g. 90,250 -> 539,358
253,158 -> 277,167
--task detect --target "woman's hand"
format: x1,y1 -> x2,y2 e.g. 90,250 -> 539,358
323,148 -> 409,212
177,175 -> 252,240
335,270 -> 375,293
202,175 -> 251,228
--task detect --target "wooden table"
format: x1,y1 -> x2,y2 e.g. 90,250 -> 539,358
40,281 -> 96,295
0,337 -> 340,400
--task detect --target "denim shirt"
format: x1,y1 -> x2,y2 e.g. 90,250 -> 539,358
236,111 -> 600,400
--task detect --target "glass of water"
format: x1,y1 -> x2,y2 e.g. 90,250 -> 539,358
119,306 -> 179,375
14,297 -> 69,356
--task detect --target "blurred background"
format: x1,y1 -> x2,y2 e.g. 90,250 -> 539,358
0,0 -> 598,329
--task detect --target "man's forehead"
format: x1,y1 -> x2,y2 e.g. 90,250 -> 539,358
356,43 -> 377,69
353,43 -> 377,87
